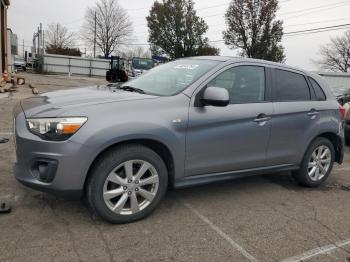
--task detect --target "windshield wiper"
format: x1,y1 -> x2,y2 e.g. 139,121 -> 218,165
117,86 -> 146,94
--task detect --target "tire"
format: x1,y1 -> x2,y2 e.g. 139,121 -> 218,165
86,144 -> 168,224
106,71 -> 112,82
292,137 -> 335,187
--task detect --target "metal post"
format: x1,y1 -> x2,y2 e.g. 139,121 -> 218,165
89,58 -> 92,77
39,23 -> 43,55
37,27 -> 40,56
33,33 -> 36,58
68,58 -> 71,77
42,31 -> 45,54
93,11 -> 96,58
22,39 -> 24,57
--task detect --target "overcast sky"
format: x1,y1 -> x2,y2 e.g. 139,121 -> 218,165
8,0 -> 350,71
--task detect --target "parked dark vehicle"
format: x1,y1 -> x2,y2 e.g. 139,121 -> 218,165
14,57 -> 344,223
14,57 -> 26,71
129,57 -> 154,77
344,109 -> 350,145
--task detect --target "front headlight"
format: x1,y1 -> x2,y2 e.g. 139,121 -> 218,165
26,117 -> 87,141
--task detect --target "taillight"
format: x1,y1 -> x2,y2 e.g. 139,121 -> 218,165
339,105 -> 346,119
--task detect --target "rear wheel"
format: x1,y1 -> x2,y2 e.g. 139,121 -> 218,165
86,145 -> 168,223
292,137 -> 335,187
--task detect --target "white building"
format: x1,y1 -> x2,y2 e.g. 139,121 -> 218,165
6,28 -> 16,72
318,72 -> 350,91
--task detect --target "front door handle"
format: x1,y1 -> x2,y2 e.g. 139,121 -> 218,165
254,114 -> 271,123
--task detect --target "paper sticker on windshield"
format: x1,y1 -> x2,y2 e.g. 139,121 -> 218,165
174,64 -> 199,70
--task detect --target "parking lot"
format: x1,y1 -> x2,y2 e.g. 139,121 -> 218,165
1,73 -> 350,262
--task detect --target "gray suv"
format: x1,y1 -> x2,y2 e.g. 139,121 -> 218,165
14,57 -> 345,223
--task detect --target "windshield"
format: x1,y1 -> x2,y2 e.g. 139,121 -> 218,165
132,58 -> 154,70
122,59 -> 221,96
112,60 -> 126,70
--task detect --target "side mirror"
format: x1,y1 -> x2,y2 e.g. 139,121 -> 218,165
201,86 -> 230,107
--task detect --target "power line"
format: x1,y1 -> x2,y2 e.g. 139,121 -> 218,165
285,18 -> 350,28
203,0 -> 350,20
280,0 -> 349,15
283,27 -> 350,38
208,23 -> 350,40
186,17 -> 350,31
218,24 -> 350,42
133,17 -> 350,36
283,1 -> 350,19
284,23 -> 350,35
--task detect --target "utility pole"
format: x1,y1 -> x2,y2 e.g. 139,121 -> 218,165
37,26 -> 40,56
42,30 -> 45,54
22,39 -> 24,57
93,11 -> 97,58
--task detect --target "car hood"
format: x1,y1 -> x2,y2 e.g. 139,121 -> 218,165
21,85 -> 158,118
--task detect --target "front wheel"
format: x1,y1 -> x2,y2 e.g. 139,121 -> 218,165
292,137 -> 335,187
86,145 -> 168,224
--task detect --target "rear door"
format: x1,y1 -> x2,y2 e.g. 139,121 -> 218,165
266,68 -> 320,166
185,64 -> 273,176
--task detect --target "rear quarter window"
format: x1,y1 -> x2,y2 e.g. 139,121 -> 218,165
274,69 -> 311,101
308,77 -> 327,101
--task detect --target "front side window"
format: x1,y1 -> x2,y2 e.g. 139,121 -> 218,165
274,69 -> 310,101
123,59 -> 221,96
207,66 -> 265,104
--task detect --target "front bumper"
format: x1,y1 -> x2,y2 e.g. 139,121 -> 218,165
13,106 -> 95,198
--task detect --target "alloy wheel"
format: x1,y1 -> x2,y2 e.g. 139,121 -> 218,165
307,145 -> 332,182
103,160 -> 159,215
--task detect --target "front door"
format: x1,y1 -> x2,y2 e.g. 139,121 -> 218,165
185,65 -> 273,176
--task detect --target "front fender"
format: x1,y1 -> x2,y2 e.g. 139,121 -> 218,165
70,122 -> 187,187
65,94 -> 190,187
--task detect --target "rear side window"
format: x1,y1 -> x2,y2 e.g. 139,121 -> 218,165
309,77 -> 326,101
274,69 -> 310,101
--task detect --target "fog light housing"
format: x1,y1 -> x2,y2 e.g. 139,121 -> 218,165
30,159 -> 58,183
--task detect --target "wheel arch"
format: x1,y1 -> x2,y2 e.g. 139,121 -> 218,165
318,132 -> 343,164
83,138 -> 176,193
304,132 -> 344,164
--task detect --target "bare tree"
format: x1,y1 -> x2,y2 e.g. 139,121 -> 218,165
82,0 -> 133,58
317,30 -> 350,72
45,23 -> 75,49
132,46 -> 151,58
118,46 -> 152,60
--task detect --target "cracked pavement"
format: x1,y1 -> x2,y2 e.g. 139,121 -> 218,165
1,73 -> 350,261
